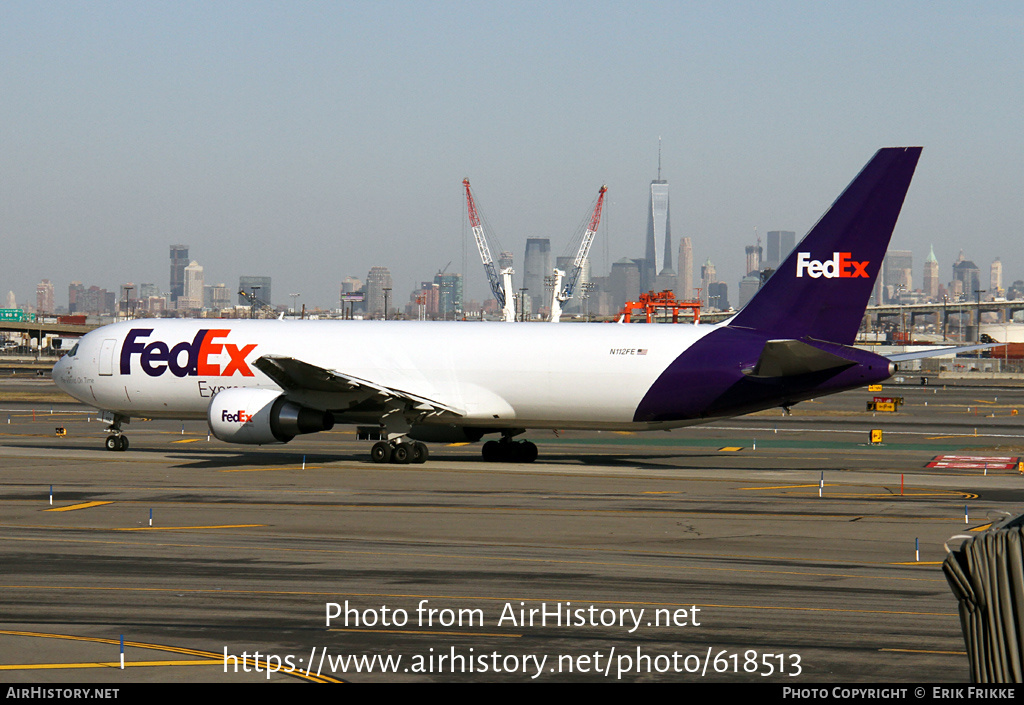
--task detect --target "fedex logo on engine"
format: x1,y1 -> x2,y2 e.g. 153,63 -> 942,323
120,329 -> 257,378
795,252 -> 870,279
222,409 -> 253,424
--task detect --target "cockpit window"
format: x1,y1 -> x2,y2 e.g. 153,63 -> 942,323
67,343 -> 79,357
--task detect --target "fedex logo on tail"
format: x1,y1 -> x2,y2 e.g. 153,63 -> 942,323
120,329 -> 257,377
795,252 -> 870,279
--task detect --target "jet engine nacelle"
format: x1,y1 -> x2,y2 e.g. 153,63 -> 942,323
208,388 -> 334,445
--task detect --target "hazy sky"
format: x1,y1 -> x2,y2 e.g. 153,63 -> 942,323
2,1 -> 1021,310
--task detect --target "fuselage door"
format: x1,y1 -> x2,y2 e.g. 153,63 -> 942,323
98,338 -> 117,376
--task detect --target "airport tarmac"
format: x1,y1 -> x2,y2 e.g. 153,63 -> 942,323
1,377 -> 1023,683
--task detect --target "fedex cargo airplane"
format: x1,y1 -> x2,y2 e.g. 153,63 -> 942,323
54,147 -> 941,463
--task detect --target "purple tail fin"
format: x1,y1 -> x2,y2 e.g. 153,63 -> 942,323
729,147 -> 922,345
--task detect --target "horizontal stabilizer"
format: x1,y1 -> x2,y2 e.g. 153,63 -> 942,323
886,344 -> 997,362
744,339 -> 856,378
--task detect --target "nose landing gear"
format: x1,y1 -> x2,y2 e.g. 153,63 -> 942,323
105,434 -> 129,452
101,413 -> 130,452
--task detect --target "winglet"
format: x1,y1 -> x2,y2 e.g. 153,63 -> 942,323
729,147 -> 922,345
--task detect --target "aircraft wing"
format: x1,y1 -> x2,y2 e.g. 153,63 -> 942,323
885,344 -> 997,362
252,355 -> 465,416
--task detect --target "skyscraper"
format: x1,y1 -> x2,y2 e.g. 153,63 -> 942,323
365,266 -> 393,318
643,155 -> 672,292
744,244 -> 762,276
36,279 -> 54,314
238,276 -> 272,308
181,261 -> 204,310
609,258 -> 640,313
340,276 -> 362,294
169,245 -> 189,304
676,237 -> 693,301
951,251 -> 980,300
883,250 -> 913,303
738,274 -> 761,309
120,282 -> 136,316
68,282 -> 83,313
523,238 -> 551,317
204,283 -> 231,310
991,258 -> 1003,296
434,271 -> 463,320
700,257 -> 716,308
923,245 -> 939,300
766,231 -> 796,270
707,281 -> 729,311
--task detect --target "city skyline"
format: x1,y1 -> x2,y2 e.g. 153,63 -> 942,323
2,3 -> 1021,311
15,235 -> 1021,319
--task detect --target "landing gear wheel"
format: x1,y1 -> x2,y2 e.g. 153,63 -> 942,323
482,440 -> 500,462
391,443 -> 411,464
370,441 -> 392,464
482,438 -> 538,463
105,435 -> 120,452
519,441 -> 537,463
118,436 -> 129,451
411,442 -> 428,464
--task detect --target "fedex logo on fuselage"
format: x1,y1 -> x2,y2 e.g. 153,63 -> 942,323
120,328 -> 257,378
795,252 -> 870,279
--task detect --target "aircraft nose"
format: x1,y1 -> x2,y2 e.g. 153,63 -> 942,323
52,355 -> 69,391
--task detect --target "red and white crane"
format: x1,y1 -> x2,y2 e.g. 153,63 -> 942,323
463,179 -> 516,323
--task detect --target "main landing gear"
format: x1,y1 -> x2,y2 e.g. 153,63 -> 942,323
371,440 -> 429,464
481,437 -> 538,463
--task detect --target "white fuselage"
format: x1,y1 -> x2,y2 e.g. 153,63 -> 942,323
53,319 -> 717,431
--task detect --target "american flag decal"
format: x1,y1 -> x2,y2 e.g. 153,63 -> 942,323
638,349 -> 648,355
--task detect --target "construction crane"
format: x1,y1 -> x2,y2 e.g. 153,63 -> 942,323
463,178 -> 515,323
551,185 -> 607,323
